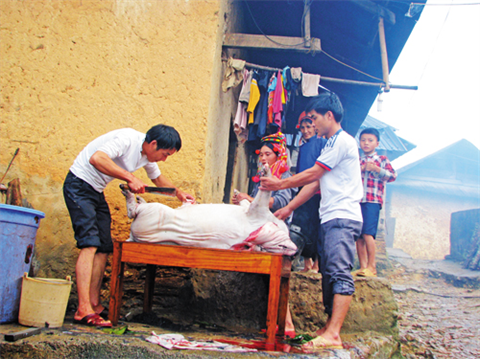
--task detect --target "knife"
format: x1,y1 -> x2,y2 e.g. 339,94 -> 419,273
119,184 -> 177,197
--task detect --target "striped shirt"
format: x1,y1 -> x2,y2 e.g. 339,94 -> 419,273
360,152 -> 396,207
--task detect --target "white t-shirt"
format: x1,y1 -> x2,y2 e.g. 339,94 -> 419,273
70,128 -> 161,193
315,129 -> 363,223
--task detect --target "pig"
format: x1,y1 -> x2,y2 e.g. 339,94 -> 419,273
121,167 -> 297,256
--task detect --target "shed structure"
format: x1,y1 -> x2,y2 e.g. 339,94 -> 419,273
385,139 -> 480,260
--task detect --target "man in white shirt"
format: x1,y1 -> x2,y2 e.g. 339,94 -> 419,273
260,93 -> 362,350
63,124 -> 194,327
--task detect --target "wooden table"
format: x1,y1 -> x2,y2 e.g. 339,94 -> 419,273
108,241 -> 292,346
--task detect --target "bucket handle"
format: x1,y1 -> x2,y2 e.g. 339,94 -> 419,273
23,272 -> 72,283
24,244 -> 33,264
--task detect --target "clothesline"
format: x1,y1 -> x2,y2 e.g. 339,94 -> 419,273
225,58 -> 418,91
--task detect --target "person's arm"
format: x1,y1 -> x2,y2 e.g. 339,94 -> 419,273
89,151 -> 147,193
151,175 -> 195,203
274,181 -> 319,221
260,163 -> 326,191
382,158 -> 397,183
364,158 -> 396,182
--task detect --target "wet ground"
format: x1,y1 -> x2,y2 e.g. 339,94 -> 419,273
1,249 -> 479,358
386,248 -> 480,359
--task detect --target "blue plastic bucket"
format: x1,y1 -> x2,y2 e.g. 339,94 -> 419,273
0,204 -> 45,323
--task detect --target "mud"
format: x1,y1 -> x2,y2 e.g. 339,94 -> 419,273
387,249 -> 480,358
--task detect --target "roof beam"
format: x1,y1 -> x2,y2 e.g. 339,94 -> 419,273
223,33 -> 321,53
353,0 -> 396,25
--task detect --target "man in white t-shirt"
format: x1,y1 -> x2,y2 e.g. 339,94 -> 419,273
260,93 -> 362,350
63,124 -> 194,327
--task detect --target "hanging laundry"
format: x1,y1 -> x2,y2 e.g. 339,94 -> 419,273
239,70 -> 253,103
253,70 -> 272,139
301,73 -> 321,97
290,67 -> 302,82
246,72 -> 260,125
222,58 -> 246,92
273,70 -> 285,128
233,69 -> 250,143
267,73 -> 276,125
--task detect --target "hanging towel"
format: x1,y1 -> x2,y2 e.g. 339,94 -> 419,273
222,58 -> 246,92
239,70 -> 253,103
301,73 -> 321,97
234,69 -> 250,143
290,67 -> 303,82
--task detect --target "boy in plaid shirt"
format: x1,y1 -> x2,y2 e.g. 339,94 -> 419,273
354,128 -> 396,277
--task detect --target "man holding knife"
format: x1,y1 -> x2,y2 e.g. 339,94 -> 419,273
63,124 -> 194,327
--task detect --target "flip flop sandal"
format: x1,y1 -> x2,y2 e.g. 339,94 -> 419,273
98,308 -> 109,319
73,313 -> 113,328
303,335 -> 343,350
351,269 -> 366,276
356,268 -> 377,277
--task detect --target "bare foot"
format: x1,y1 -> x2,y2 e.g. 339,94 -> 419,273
302,335 -> 343,350
301,258 -> 314,272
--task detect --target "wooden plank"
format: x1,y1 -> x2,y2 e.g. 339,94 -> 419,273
121,242 -> 277,275
223,33 -> 321,53
108,241 -> 124,326
378,17 -> 390,92
4,327 -> 42,342
143,264 -> 156,313
304,1 -> 311,48
354,0 -> 396,25
265,256 -> 282,345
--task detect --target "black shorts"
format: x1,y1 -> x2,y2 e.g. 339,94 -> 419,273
360,202 -> 381,239
63,171 -> 113,253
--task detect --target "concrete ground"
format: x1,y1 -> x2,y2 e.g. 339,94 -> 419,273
1,250 -> 478,359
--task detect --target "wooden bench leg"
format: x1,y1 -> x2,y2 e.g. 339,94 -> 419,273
109,241 -> 124,326
277,276 -> 290,336
265,258 -> 282,346
144,264 -> 156,313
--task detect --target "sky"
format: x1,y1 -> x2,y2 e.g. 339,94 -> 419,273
367,0 -> 480,169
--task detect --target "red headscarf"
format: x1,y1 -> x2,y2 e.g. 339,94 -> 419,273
252,132 -> 289,182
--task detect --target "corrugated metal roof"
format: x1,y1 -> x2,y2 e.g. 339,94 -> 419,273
389,139 -> 480,199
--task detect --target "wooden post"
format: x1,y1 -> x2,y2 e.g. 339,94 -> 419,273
108,241 -> 124,325
6,178 -> 23,206
143,264 -> 157,313
303,1 -> 311,48
378,17 -> 390,92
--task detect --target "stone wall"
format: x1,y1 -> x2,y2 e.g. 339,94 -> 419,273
386,187 -> 480,260
0,0 -> 237,279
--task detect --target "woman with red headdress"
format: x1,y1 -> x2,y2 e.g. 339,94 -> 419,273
232,132 -> 298,223
232,132 -> 298,338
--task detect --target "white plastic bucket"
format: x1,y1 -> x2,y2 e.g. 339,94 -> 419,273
18,272 -> 72,328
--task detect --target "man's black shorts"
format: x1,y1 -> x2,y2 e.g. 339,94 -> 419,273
63,171 -> 113,253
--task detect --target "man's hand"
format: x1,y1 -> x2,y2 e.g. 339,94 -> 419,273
259,176 -> 282,191
127,177 -> 147,193
177,190 -> 196,204
274,206 -> 293,221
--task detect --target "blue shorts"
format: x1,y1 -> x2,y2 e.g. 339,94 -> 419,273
63,171 -> 113,253
360,202 -> 381,239
318,218 -> 362,316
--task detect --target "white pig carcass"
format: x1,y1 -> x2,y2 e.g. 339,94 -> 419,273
122,174 -> 297,256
